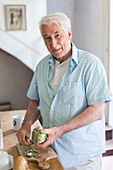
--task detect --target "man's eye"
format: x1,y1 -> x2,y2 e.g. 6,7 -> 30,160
45,37 -> 51,41
55,34 -> 61,38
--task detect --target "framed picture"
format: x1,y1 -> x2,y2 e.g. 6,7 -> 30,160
5,5 -> 26,31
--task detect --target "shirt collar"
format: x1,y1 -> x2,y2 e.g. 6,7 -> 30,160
49,55 -> 55,69
71,42 -> 78,66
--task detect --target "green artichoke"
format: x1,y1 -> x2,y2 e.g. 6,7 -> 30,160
31,126 -> 47,144
24,149 -> 40,158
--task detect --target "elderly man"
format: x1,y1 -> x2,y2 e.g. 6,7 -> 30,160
17,12 -> 111,170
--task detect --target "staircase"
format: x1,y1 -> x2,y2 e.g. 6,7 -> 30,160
102,124 -> 113,170
103,124 -> 113,156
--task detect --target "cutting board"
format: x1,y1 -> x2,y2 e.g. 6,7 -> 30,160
16,143 -> 57,169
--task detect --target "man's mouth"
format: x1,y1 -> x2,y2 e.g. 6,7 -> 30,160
53,48 -> 61,52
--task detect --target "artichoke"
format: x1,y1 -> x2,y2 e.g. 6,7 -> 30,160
31,126 -> 47,144
24,149 -> 40,158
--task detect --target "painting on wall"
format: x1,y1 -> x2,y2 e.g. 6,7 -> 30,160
5,5 -> 26,31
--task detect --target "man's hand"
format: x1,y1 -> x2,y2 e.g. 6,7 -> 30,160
16,123 -> 31,145
16,99 -> 40,145
37,127 -> 63,149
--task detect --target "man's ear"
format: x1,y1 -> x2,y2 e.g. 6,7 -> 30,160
68,28 -> 72,40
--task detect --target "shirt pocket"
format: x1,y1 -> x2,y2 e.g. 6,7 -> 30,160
61,81 -> 83,105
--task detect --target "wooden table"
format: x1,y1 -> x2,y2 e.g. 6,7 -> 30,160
0,110 -> 64,170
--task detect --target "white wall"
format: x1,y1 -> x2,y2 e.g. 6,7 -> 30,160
47,0 -> 75,28
0,0 -> 48,71
73,0 -> 104,62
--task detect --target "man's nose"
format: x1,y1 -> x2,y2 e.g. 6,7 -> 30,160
50,38 -> 57,48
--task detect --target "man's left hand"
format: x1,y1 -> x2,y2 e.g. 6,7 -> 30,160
37,127 -> 62,148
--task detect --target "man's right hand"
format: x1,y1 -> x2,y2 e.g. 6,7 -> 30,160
16,124 -> 31,145
16,99 -> 40,145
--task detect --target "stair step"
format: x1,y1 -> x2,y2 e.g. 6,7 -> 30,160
103,149 -> 113,156
106,139 -> 113,150
103,139 -> 113,156
105,124 -> 113,140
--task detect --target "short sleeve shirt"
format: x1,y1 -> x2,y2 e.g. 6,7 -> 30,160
27,43 -> 111,168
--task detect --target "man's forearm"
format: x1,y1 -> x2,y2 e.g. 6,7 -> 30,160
59,101 -> 105,136
23,99 -> 40,127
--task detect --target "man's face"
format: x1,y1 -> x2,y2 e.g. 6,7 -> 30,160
41,23 -> 72,62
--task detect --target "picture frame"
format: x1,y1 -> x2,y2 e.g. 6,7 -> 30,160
5,5 -> 27,31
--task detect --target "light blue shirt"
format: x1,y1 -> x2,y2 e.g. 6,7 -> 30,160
27,43 -> 111,168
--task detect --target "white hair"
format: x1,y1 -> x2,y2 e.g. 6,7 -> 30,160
39,12 -> 71,35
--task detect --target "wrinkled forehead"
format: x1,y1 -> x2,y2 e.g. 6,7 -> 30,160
41,22 -> 63,35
